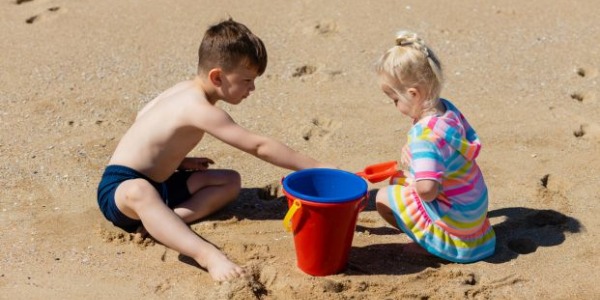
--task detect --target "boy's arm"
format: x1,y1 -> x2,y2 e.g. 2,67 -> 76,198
178,157 -> 214,171
198,108 -> 333,171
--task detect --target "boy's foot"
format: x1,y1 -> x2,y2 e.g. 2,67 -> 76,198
202,251 -> 246,281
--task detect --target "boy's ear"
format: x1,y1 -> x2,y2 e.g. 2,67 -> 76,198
208,68 -> 223,87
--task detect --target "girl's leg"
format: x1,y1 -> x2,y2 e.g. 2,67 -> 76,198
115,178 -> 244,281
375,187 -> 402,231
173,169 -> 241,223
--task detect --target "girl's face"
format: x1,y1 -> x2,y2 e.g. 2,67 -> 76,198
379,75 -> 420,119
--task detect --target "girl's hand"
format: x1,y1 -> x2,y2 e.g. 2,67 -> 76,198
400,144 -> 411,169
179,157 -> 214,171
389,170 -> 408,186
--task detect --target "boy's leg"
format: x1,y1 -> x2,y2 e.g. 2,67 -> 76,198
114,178 -> 245,281
173,169 -> 241,223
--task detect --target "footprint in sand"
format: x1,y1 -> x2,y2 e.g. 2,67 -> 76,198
465,274 -> 526,298
25,6 -> 64,24
302,117 -> 340,142
575,66 -> 599,79
572,122 -> 600,141
402,269 -> 482,298
301,20 -> 338,36
569,66 -> 597,103
314,21 -> 338,35
291,64 -> 343,81
573,124 -> 586,138
415,269 -> 524,299
292,64 -> 317,78
570,91 -> 585,102
153,278 -> 172,295
536,173 -> 570,211
411,269 -> 478,286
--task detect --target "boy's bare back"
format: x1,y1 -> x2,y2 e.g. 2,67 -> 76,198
108,80 -> 215,182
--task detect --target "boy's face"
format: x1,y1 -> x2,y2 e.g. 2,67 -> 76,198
219,64 -> 259,104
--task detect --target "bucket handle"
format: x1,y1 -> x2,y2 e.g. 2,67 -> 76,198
283,199 -> 302,232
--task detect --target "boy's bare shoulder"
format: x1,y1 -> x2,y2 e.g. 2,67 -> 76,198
142,81 -> 208,114
164,82 -> 231,124
135,80 -> 236,138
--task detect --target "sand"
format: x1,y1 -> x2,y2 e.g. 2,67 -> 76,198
1,0 -> 599,299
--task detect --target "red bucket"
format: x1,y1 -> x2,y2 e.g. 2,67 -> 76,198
282,168 -> 367,276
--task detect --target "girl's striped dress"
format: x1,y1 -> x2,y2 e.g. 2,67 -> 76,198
387,98 -> 496,263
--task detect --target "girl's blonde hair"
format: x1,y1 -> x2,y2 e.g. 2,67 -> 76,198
375,31 -> 444,117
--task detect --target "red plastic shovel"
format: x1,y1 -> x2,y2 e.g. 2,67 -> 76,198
356,161 -> 399,183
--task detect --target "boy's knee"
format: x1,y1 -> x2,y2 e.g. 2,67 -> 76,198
120,179 -> 158,205
225,171 -> 242,198
228,170 -> 242,188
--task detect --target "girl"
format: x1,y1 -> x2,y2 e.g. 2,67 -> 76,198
374,31 -> 496,263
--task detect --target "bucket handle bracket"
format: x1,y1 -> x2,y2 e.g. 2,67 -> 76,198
283,199 -> 302,232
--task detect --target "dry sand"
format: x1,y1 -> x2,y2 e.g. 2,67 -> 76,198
1,0 -> 599,299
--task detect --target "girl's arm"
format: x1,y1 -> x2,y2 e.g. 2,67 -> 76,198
415,179 -> 440,202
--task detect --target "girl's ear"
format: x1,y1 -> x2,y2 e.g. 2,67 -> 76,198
406,87 -> 421,101
208,68 -> 223,87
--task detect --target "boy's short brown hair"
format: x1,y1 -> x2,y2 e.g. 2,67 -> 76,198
197,19 -> 268,76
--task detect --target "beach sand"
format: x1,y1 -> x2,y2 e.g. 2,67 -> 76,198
1,0 -> 599,299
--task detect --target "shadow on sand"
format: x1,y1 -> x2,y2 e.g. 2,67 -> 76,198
207,187 -> 290,221
347,188 -> 583,275
206,187 -> 583,276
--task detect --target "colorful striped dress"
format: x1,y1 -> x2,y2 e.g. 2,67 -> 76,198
387,98 -> 496,263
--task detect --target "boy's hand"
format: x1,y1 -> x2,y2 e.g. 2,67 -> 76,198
179,157 -> 214,171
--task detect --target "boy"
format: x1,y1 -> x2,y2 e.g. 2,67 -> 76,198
96,19 -> 334,281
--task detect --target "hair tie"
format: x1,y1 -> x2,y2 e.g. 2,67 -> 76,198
395,37 -> 429,58
396,38 -> 412,47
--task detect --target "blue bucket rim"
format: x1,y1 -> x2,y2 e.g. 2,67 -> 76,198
282,168 -> 367,203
